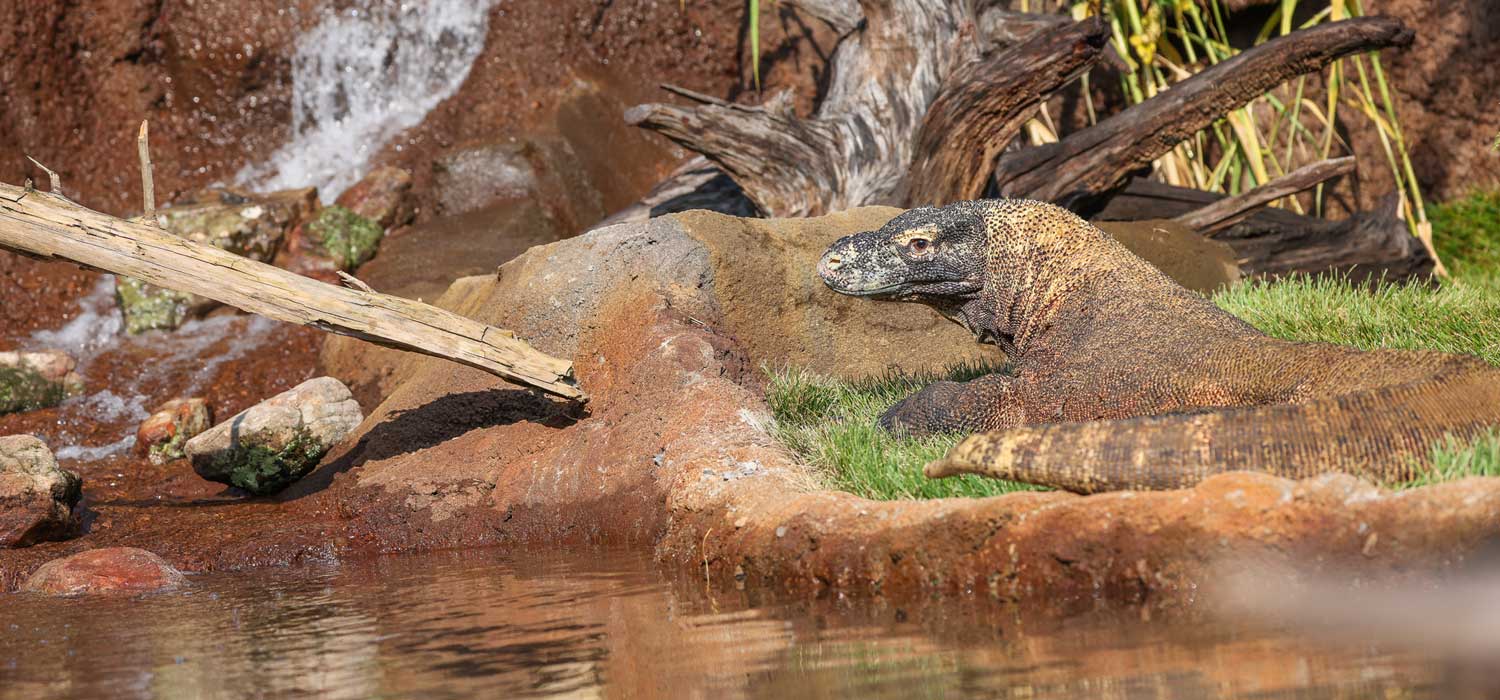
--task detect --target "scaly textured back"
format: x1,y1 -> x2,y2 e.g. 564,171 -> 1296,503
817,199 -> 1498,493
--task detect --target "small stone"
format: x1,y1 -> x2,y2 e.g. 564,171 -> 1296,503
184,377 -> 363,495
136,398 -> 212,465
294,205 -> 385,271
156,187 -> 317,261
115,276 -> 203,335
0,435 -> 82,547
0,351 -> 83,415
334,166 -> 414,229
431,140 -> 538,217
21,547 -> 185,595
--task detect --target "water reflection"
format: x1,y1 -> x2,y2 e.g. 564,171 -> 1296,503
0,548 -> 1452,698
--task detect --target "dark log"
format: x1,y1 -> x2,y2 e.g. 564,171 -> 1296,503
590,156 -> 758,231
992,17 -> 1415,211
904,17 -> 1107,205
1098,179 -> 1433,282
977,7 -> 1069,47
1175,156 -> 1356,234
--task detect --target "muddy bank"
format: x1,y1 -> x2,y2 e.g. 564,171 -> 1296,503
8,208 -> 1495,612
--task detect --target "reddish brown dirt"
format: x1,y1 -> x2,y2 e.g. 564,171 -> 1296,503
0,0 -> 829,217
0,255 -> 97,343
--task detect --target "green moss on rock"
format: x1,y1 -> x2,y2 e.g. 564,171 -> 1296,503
0,366 -> 67,415
203,427 -> 327,496
115,276 -> 197,335
305,206 -> 384,270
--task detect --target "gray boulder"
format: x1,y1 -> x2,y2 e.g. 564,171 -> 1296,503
185,377 -> 362,495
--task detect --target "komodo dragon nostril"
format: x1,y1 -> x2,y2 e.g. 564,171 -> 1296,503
823,255 -> 843,271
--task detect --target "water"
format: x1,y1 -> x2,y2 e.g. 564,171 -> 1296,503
0,548 -> 1458,699
236,0 -> 497,199
20,275 -> 282,461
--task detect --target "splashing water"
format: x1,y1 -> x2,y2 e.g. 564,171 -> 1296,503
29,276 -> 123,361
236,0 -> 497,199
22,277 -> 283,461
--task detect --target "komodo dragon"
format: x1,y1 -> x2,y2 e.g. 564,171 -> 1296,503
816,199 -> 1499,493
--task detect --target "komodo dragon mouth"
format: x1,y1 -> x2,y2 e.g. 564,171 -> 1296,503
817,198 -> 1500,494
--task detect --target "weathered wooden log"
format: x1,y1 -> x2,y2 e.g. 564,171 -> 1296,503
1098,178 -> 1433,282
0,183 -> 586,401
904,16 -> 1107,204
991,17 -> 1415,211
1175,156 -> 1356,234
611,3 -> 1089,221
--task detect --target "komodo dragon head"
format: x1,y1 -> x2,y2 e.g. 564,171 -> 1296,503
817,201 -> 998,342
817,202 -> 990,302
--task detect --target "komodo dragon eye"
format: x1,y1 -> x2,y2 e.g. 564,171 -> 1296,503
907,238 -> 931,254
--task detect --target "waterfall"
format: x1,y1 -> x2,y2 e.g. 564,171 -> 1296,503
237,0 -> 497,199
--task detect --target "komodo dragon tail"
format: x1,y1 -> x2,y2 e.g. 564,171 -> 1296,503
924,366 -> 1500,494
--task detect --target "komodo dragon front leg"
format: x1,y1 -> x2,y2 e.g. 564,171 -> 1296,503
817,198 -> 1500,493
880,374 -> 1029,436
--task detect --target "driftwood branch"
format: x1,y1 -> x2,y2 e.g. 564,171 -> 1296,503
1099,178 -> 1432,282
25,157 -> 61,197
904,17 -> 1107,205
1175,156 -> 1356,234
625,89 -> 837,216
137,121 -> 156,220
629,0 -> 980,216
992,16 -> 1415,210
0,183 -> 586,402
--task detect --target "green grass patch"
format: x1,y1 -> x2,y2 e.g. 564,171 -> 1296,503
771,190 -> 1500,498
1430,189 -> 1500,278
767,361 -> 1042,500
1401,429 -> 1500,489
1211,273 -> 1500,365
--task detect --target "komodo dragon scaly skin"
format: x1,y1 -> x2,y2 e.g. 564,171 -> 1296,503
816,199 -> 1500,493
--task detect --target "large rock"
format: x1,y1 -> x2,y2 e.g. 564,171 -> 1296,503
185,377 -> 362,495
117,187 -> 318,333
0,435 -> 81,547
0,350 -> 83,415
308,209 -> 1500,614
136,398 -> 212,465
21,547 -> 185,595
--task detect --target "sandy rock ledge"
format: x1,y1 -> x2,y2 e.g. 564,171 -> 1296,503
311,208 -> 1500,612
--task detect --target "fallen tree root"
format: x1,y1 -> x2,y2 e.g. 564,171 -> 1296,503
1099,179 -> 1433,282
1174,156 -> 1356,235
991,16 -> 1415,211
0,182 -> 586,402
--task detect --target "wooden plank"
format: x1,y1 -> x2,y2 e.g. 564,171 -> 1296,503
0,183 -> 585,402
